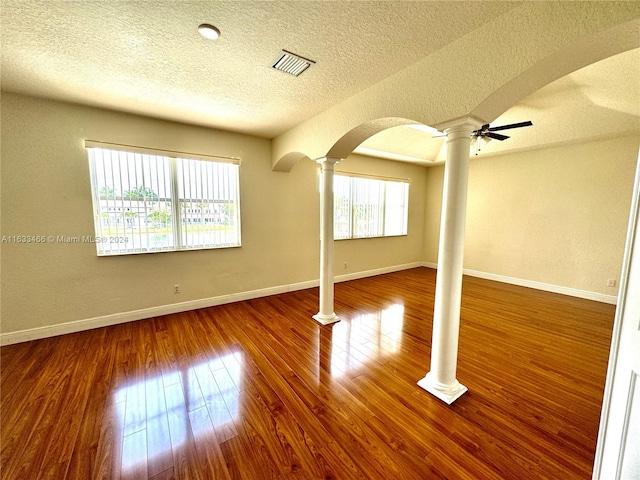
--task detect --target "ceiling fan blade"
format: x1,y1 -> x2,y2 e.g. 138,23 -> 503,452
488,121 -> 532,132
485,132 -> 509,141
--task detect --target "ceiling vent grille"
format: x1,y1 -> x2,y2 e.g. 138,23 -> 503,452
271,50 -> 315,76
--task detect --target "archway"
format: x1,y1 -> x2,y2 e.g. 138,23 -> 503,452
272,5 -> 639,172
277,6 -> 639,406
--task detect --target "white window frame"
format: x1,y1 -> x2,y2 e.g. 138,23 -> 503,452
85,140 -> 241,256
334,173 -> 409,240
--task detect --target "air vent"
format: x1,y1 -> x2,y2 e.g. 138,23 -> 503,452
271,50 -> 315,76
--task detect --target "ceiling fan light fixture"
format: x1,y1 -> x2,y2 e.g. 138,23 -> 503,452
198,24 -> 220,40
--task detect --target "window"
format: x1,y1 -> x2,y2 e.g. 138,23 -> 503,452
334,174 -> 409,240
86,141 -> 241,255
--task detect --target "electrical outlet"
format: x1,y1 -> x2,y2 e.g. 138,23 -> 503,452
173,284 -> 180,294
606,279 -> 616,287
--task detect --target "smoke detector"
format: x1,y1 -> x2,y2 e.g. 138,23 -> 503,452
271,50 -> 315,77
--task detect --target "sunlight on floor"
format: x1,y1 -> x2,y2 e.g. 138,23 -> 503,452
330,304 -> 405,377
116,352 -> 242,471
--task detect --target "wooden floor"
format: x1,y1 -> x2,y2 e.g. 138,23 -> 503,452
1,267 -> 615,479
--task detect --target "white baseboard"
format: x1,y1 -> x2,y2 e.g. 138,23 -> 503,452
0,262 -> 422,346
422,262 -> 618,305
2,261 -> 613,346
335,261 -> 422,284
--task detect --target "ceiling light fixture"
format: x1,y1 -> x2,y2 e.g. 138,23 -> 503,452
198,24 -> 220,40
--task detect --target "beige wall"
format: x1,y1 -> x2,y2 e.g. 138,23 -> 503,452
2,91 -> 635,339
424,135 -> 640,295
0,93 -> 426,336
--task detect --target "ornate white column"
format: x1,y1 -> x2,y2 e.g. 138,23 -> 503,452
418,118 -> 482,404
313,157 -> 341,325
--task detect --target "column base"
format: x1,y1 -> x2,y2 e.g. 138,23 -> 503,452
417,372 -> 467,405
312,313 -> 340,325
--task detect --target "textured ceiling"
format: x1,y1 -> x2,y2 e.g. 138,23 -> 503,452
1,0 -> 516,138
357,47 -> 640,164
1,1 -> 638,163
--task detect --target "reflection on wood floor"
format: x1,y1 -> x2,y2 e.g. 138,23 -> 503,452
0,267 -> 615,479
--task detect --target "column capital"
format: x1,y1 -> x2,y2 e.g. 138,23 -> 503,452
435,116 -> 484,132
436,116 -> 484,140
315,157 -> 341,168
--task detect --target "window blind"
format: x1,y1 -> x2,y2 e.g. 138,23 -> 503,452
334,174 -> 409,240
86,143 -> 241,256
